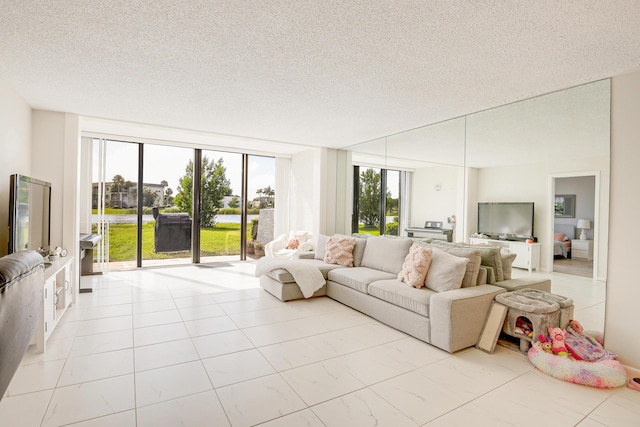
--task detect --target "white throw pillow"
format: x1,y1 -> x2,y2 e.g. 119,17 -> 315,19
424,248 -> 469,292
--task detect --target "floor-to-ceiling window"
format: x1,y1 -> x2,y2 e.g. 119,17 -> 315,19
246,155 -> 276,254
89,138 -> 276,269
352,166 -> 403,236
92,139 -> 139,271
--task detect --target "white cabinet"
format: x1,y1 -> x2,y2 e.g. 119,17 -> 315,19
571,239 -> 593,260
35,256 -> 74,352
508,242 -> 541,272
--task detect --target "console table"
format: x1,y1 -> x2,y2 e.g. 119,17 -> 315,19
469,238 -> 541,272
34,256 -> 74,352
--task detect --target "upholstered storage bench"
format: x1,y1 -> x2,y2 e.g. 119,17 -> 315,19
496,290 -> 574,352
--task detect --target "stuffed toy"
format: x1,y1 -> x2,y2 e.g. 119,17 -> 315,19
286,239 -> 299,250
540,341 -> 553,354
548,327 -> 569,356
535,334 -> 554,354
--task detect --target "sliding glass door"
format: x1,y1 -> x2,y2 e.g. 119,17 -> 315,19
87,138 -> 277,268
352,166 -> 403,236
141,144 -> 194,267
92,139 -> 139,271
199,150 -> 243,262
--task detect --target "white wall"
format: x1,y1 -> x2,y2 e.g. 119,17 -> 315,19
273,157 -> 291,238
409,165 -> 461,228
289,148 -> 340,239
475,156 -> 609,277
607,69 -> 640,370
0,79 -> 32,256
32,110 -> 81,301
32,111 -> 67,249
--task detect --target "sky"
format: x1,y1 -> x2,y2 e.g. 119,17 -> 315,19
92,140 -> 275,200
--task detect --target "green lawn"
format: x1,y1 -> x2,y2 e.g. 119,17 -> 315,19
101,222 -> 382,262
101,222 -> 247,262
357,225 -> 380,236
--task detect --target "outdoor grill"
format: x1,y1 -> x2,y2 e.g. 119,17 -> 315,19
154,209 -> 191,252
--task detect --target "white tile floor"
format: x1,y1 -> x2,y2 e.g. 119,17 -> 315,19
1,262 -> 638,426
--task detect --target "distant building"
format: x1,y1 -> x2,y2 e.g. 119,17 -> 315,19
92,182 -> 165,208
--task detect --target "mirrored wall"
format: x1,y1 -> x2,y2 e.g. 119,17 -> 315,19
342,79 -> 610,332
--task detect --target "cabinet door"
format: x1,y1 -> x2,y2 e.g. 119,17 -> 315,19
43,278 -> 56,340
509,244 -> 530,268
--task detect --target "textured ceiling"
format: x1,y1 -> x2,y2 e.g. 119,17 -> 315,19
1,1 -> 640,152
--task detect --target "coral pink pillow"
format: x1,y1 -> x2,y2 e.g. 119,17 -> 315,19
398,245 -> 433,288
554,233 -> 566,242
324,236 -> 356,267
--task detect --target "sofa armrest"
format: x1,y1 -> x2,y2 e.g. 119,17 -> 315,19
295,252 -> 315,260
429,285 -> 505,353
494,277 -> 551,292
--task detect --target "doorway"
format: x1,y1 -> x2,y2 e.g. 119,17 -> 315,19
550,173 -> 598,278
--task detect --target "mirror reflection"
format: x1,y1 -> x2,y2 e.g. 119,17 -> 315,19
342,79 -> 610,334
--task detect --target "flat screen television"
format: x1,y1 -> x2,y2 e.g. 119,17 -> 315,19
477,202 -> 534,239
8,174 -> 52,255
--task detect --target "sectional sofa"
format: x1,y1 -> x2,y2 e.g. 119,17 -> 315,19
258,234 -> 551,353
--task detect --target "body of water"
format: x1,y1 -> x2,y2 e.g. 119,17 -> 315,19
92,214 -> 258,224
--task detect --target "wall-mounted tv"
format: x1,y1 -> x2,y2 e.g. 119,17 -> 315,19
8,174 -> 52,255
478,202 -> 534,239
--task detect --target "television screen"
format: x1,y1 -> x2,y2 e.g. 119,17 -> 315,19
478,202 -> 534,239
8,174 -> 52,254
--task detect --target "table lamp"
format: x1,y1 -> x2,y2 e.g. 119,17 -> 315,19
577,219 -> 590,240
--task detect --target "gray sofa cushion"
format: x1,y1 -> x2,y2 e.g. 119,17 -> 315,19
360,236 -> 412,274
501,252 -> 517,280
328,267 -> 397,293
368,279 -> 437,317
415,242 -> 481,287
429,241 -> 505,282
314,234 -> 329,260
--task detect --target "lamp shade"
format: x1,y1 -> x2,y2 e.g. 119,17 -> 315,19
577,219 -> 591,229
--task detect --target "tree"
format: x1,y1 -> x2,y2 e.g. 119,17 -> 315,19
175,156 -> 231,227
359,168 -> 381,227
142,188 -> 157,207
228,195 -> 240,209
263,185 -> 275,207
164,187 -> 173,206
112,174 -> 125,208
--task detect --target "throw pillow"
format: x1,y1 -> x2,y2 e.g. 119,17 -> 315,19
314,234 -> 329,260
286,239 -> 299,250
324,235 -> 356,267
554,233 -> 566,242
416,242 -> 481,287
424,248 -> 469,292
501,252 -> 517,280
398,245 -> 433,288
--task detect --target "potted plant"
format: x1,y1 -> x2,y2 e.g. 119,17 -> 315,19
254,242 -> 265,258
246,240 -> 255,255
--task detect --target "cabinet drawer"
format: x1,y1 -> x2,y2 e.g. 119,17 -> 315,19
573,249 -> 589,259
572,241 -> 589,251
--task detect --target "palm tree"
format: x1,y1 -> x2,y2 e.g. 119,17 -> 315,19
112,174 -> 125,208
